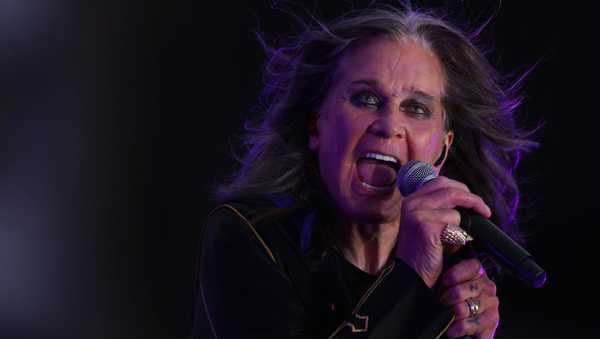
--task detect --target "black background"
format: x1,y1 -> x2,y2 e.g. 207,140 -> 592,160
0,1 -> 596,338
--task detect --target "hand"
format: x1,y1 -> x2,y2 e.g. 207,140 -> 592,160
395,176 -> 491,287
440,259 -> 499,339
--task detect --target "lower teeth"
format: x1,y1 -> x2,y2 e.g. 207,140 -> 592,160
361,181 -> 393,191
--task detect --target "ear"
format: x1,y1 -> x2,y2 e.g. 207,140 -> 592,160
308,113 -> 320,151
433,130 -> 454,170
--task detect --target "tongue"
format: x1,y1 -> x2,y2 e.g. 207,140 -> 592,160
357,158 -> 397,187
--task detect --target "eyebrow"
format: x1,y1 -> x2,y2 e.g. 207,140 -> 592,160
349,79 -> 438,104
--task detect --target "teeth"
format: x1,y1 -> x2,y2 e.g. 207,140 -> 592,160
360,181 -> 394,192
364,152 -> 398,164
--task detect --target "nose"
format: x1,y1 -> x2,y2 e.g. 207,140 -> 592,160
367,111 -> 406,139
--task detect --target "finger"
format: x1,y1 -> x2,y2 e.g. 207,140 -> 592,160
410,175 -> 471,197
409,208 -> 462,228
441,259 -> 485,288
421,187 -> 491,218
450,296 -> 499,321
399,208 -> 462,250
440,279 -> 480,306
405,184 -> 491,219
401,175 -> 492,219
445,308 -> 498,339
440,275 -> 497,306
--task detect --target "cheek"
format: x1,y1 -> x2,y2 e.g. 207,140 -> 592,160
318,112 -> 369,179
335,114 -> 365,153
408,127 -> 446,161
424,134 -> 443,155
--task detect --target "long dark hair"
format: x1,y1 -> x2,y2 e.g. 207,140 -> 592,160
215,6 -> 537,242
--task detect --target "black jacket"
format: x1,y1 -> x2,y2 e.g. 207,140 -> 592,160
191,196 -> 455,338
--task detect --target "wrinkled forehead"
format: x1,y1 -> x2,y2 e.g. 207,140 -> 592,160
330,34 -> 446,99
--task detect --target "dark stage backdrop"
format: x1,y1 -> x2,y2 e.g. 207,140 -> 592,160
0,1 -> 596,338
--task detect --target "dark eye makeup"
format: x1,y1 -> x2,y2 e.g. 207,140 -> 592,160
350,90 -> 381,108
401,99 -> 432,118
350,89 -> 433,120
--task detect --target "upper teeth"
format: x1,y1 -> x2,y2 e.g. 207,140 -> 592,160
364,152 -> 398,164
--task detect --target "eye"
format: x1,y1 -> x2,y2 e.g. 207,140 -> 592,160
402,99 -> 432,118
351,90 -> 381,109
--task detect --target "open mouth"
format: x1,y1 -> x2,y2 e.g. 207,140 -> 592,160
356,152 -> 400,191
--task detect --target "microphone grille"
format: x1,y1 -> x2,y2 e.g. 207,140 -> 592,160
397,160 -> 437,196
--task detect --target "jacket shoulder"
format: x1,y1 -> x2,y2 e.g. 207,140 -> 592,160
202,197 -> 282,263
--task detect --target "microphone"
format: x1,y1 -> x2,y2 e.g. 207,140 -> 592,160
397,160 -> 547,288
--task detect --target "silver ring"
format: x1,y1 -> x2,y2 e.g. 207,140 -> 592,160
440,224 -> 473,246
465,297 -> 480,317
